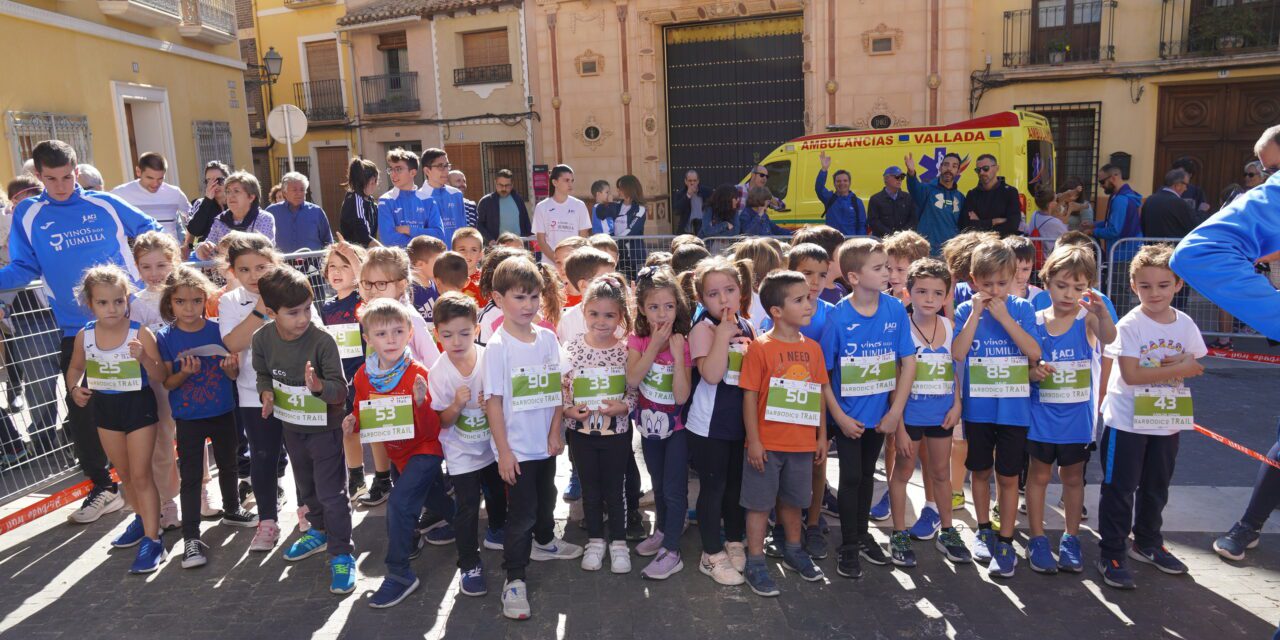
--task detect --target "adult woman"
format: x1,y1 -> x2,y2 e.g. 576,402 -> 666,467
184,161 -> 231,253
738,186 -> 791,237
339,157 -> 380,246
699,184 -> 740,248
612,174 -> 648,275
195,172 -> 276,260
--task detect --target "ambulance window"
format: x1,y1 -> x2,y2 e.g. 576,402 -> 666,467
763,160 -> 791,204
1026,140 -> 1053,191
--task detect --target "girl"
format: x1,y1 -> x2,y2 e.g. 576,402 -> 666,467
626,266 -> 693,580
732,238 -> 781,333
680,256 -> 755,587
65,265 -> 169,573
738,186 -> 791,237
157,266 -> 259,569
562,275 -> 638,574
699,184 -> 740,239
320,242 -> 370,502
339,157 -> 380,247
476,248 -> 563,346
532,164 -> 591,265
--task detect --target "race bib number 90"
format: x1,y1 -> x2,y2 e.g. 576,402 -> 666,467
1133,386 -> 1193,431
358,395 -> 414,443
968,356 -> 1030,398
840,353 -> 896,397
1037,359 -> 1091,404
764,377 -> 821,427
511,365 -> 562,411
272,380 -> 328,426
85,352 -> 143,392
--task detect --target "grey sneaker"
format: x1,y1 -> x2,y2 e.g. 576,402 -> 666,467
502,579 -> 531,620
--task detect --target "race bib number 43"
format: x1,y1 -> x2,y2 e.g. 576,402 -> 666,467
272,380 -> 328,426
572,366 -> 625,410
328,323 -> 363,359
85,353 -> 143,392
912,352 -> 954,396
968,356 -> 1030,398
840,353 -> 896,397
511,365 -> 562,411
1133,387 -> 1193,430
764,377 -> 821,427
358,395 -> 414,443
1038,360 -> 1091,404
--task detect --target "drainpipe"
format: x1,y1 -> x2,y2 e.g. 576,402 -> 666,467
341,32 -> 364,157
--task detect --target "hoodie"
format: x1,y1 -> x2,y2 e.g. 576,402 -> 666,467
906,173 -> 964,254
377,186 -> 444,248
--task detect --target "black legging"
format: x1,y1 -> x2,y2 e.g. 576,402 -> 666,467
835,430 -> 886,549
688,432 -> 745,554
1242,427 -> 1280,531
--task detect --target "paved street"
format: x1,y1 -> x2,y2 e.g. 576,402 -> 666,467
1,343 -> 1278,639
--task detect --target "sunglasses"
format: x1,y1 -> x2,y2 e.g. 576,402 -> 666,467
975,166 -> 995,174
207,176 -> 226,185
755,172 -> 768,179
887,174 -> 904,180
1097,178 -> 1110,185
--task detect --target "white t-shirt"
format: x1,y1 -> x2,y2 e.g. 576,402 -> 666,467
112,180 -> 188,242
429,347 -> 496,475
481,325 -> 564,462
532,196 -> 591,263
407,312 -> 440,368
130,288 -> 166,332
1101,307 -> 1206,436
219,286 -> 323,407
476,300 -> 503,346
747,291 -> 768,333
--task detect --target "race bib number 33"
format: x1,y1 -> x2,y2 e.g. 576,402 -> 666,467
358,395 -> 415,443
764,377 -> 821,427
272,380 -> 328,426
571,366 -> 625,410
968,356 -> 1030,398
511,365 -> 562,411
85,353 -> 143,392
1133,386 -> 1193,430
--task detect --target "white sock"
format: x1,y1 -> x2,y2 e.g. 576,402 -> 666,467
924,501 -> 937,512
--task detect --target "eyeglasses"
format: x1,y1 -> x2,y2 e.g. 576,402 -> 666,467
429,163 -> 452,170
975,165 -> 995,174
360,279 -> 396,291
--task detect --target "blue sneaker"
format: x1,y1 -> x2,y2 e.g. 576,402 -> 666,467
283,529 -> 328,562
425,522 -> 456,546
1213,522 -> 1261,561
821,486 -> 839,517
1027,535 -> 1057,574
973,528 -> 996,563
988,541 -> 1016,578
908,506 -> 942,541
112,515 -> 146,548
330,553 -> 357,594
782,547 -> 824,581
484,526 -> 505,550
368,573 -> 418,607
1097,558 -> 1136,589
1057,534 -> 1083,573
563,471 -> 581,502
128,537 -> 167,574
869,492 -> 891,522
744,561 -> 780,597
459,562 -> 487,596
1128,544 -> 1188,575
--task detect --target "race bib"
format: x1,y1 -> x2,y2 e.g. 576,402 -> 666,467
358,395 -> 414,443
1133,386 -> 1193,430
840,353 -> 896,397
272,380 -> 328,426
327,323 -> 363,359
764,377 -> 821,427
1038,359 -> 1091,404
968,356 -> 1030,398
912,352 -> 954,396
571,366 -> 626,410
455,406 -> 491,443
640,362 -> 675,404
85,352 -> 143,392
511,364 -> 562,411
724,343 -> 747,386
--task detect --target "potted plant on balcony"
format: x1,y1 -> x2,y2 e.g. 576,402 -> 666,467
1190,3 -> 1263,54
1046,37 -> 1071,65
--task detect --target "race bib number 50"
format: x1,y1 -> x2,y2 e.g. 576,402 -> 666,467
764,377 -> 821,427
511,364 -> 562,411
968,356 -> 1030,398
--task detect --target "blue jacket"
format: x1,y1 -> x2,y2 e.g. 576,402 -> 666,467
906,174 -> 963,254
377,187 -> 443,248
1093,183 -> 1143,261
418,184 -> 466,244
265,200 -> 333,253
700,206 -> 737,238
815,169 -> 867,235
0,186 -> 161,336
738,207 -> 791,237
1172,172 -> 1280,341
591,203 -> 615,235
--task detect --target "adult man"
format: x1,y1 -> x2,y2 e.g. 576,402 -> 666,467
0,140 -> 161,523
111,152 -> 188,243
905,151 -> 964,254
1172,156 -> 1212,218
378,148 -> 441,248
737,164 -> 785,213
814,151 -> 867,236
1140,169 -> 1198,239
962,154 -> 1021,237
867,165 -> 917,237
448,169 -> 478,228
477,168 -> 530,244
672,170 -> 712,234
418,149 -> 466,244
182,161 -> 230,254
266,172 -> 333,253
1092,164 -> 1144,261
75,164 -> 104,191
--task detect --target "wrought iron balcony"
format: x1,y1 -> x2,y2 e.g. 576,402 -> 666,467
98,0 -> 181,27
1160,0 -> 1280,58
293,79 -> 347,122
361,72 -> 420,115
178,0 -> 236,43
284,0 -> 337,7
453,63 -> 512,86
1003,1 -> 1116,67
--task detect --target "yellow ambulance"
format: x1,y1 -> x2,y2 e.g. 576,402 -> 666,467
751,110 -> 1055,228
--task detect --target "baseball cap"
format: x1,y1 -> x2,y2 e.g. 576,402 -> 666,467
883,166 -> 904,177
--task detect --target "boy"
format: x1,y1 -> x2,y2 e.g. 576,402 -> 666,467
588,233 -> 621,265
556,247 -> 618,345
589,180 -> 613,235
1003,235 -> 1042,301
952,239 -> 1043,578
408,235 -> 448,323
553,236 -> 590,306
252,267 -> 355,593
343,299 -> 445,608
819,238 -> 916,579
496,232 -> 525,250
483,258 -> 583,620
451,227 -> 486,307
1096,243 -> 1205,590
883,230 -> 931,303
430,293 -> 507,597
378,148 -> 443,248
739,270 -> 830,596
791,225 -> 847,304
433,252 -> 471,297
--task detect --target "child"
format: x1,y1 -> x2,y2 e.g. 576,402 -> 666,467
562,275 -> 638,573
644,251 -> 672,268
496,232 -> 524,250
157,266 -> 259,569
791,225 -> 848,305
669,234 -> 705,252
1029,186 -> 1068,256
476,246 -> 533,346
344,299 -> 443,608
883,230 -> 931,303
451,227 -> 486,307
430,292 -> 507,597
433,252 -> 471,297
952,239 -> 1043,578
65,265 -> 169,573
553,236 -> 590,307
556,247 -> 617,345
732,238 -> 782,333
1025,246 -> 1116,575
589,179 -> 613,235
588,233 -> 622,266
253,266 -> 355,593
1096,243 -> 1205,590
407,235 -> 447,325
1004,235 -> 1044,301
681,256 -> 755,586
889,258 -> 970,567
626,266 -> 693,579
319,242 -> 370,501
483,258 -> 583,620
739,270 -> 830,596
818,238 -> 916,578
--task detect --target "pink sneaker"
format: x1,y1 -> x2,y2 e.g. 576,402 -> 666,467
159,500 -> 180,531
636,532 -> 665,557
249,519 -> 280,552
297,506 -> 310,533
642,549 -> 684,580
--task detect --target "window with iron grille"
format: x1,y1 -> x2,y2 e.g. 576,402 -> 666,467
193,120 -> 233,177
275,157 -> 310,186
1013,102 -> 1101,199
5,111 -> 93,168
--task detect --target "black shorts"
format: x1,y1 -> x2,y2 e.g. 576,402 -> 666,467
964,422 -> 1028,476
1027,439 -> 1091,467
91,388 -> 159,433
904,424 -> 953,441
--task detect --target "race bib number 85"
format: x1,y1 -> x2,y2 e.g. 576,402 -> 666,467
968,356 -> 1030,398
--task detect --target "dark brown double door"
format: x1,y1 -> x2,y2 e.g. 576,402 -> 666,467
1155,78 -> 1280,211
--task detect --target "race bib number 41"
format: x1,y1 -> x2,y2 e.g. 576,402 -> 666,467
572,366 -> 625,410
968,356 -> 1030,398
328,323 -> 363,359
764,377 -> 821,427
358,395 -> 414,443
912,352 -> 954,396
1133,387 -> 1193,431
840,353 -> 896,397
272,380 -> 328,426
85,353 -> 143,392
511,365 -> 562,411
1038,360 -> 1091,404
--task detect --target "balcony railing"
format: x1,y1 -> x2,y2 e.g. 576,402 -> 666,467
1161,0 -> 1280,58
98,0 -> 181,27
178,0 -> 235,43
1003,1 -> 1116,67
453,63 -> 512,86
294,79 -> 347,122
284,0 -> 337,7
361,72 -> 420,115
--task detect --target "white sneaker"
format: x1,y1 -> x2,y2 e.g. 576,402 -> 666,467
531,537 -> 584,561
249,519 -> 280,552
581,539 -> 606,571
724,541 -> 747,573
68,486 -> 124,524
609,541 -> 631,574
502,580 -> 531,620
699,551 -> 745,586
159,500 -> 180,531
200,487 -> 222,518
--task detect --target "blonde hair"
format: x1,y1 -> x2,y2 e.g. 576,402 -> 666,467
588,233 -> 619,257
451,227 -> 484,250
681,255 -> 753,318
1040,245 -> 1096,285
554,235 -> 589,255
1129,243 -> 1178,281
322,242 -> 367,280
581,273 -> 632,335
883,230 -> 931,263
362,246 -> 414,286
941,231 -> 999,281
970,239 -> 1018,279
131,230 -> 180,265
78,264 -> 136,308
160,265 -> 215,322
358,297 -> 415,331
732,238 -> 782,290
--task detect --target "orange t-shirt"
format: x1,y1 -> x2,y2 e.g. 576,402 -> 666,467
565,292 -> 582,308
739,333 -> 828,452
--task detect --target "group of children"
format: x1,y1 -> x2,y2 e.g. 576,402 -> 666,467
65,213 -> 1206,617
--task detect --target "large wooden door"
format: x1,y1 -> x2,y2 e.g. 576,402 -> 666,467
315,146 -> 349,230
482,141 -> 529,200
444,142 -> 484,202
1155,79 -> 1280,211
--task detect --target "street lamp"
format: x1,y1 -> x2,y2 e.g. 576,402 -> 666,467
262,47 -> 283,82
244,46 -> 284,138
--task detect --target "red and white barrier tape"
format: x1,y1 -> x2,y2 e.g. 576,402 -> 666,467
0,470 -> 121,535
1194,424 -> 1280,471
1207,347 -> 1280,366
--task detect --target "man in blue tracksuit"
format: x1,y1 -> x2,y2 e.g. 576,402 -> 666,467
0,140 -> 160,522
418,148 -> 467,244
1092,164 -> 1144,263
377,148 -> 443,248
815,151 -> 867,236
905,151 -> 964,255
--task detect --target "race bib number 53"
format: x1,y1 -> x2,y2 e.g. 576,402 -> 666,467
764,377 -> 821,427
358,395 -> 414,443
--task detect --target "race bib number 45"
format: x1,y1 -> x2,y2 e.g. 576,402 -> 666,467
968,356 -> 1030,398
912,352 -> 954,396
1038,360 -> 1091,404
572,366 -> 625,410
511,365 -> 562,411
840,353 -> 896,397
272,380 -> 328,426
456,407 -> 491,443
358,395 -> 414,443
764,377 -> 821,427
85,353 -> 143,392
1133,387 -> 1193,431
